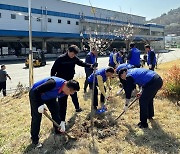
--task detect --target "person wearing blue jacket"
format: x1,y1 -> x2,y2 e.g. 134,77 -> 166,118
118,68 -> 163,128
109,48 -> 119,68
127,43 -> 140,68
118,51 -> 124,64
84,47 -> 97,93
116,63 -> 134,74
88,67 -> 114,110
145,44 -> 156,71
29,77 -> 80,146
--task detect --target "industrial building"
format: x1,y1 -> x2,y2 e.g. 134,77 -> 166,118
0,0 -> 165,56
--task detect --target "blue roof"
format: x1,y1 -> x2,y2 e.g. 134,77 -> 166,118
0,29 -> 164,41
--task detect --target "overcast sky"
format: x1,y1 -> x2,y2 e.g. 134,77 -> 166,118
63,0 -> 180,20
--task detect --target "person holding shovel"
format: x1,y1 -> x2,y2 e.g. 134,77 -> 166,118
118,68 -> 163,128
88,67 -> 115,111
29,76 -> 80,147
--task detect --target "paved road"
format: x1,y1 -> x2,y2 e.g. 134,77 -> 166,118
2,48 -> 180,94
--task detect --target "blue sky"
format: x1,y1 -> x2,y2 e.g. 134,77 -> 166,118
63,0 -> 180,20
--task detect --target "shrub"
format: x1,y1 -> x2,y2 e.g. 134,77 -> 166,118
162,65 -> 180,100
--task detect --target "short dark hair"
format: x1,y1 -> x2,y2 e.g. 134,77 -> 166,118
91,47 -> 97,51
145,44 -> 150,49
118,68 -> 127,79
1,64 -> 5,68
66,80 -> 80,91
113,48 -> 117,52
68,45 -> 80,54
130,42 -> 135,48
120,51 -> 124,55
106,67 -> 115,73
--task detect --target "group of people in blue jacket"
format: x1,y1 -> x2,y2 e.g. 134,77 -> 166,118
29,43 -> 163,147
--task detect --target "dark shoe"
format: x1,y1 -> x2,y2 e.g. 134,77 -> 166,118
94,106 -> 97,110
148,117 -> 154,120
55,130 -> 63,135
137,122 -> 148,128
32,141 -> 42,148
76,108 -> 82,112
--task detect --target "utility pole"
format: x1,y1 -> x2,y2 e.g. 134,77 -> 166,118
28,0 -> 34,88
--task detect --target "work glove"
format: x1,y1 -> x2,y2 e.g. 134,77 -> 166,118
91,62 -> 98,69
38,104 -> 48,114
59,121 -> 66,132
115,88 -> 123,96
123,99 -> 130,112
149,64 -> 152,69
136,90 -> 142,98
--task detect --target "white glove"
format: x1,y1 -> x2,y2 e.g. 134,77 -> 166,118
149,64 -> 152,69
60,121 -> 66,132
115,88 -> 123,96
38,104 -> 48,113
123,99 -> 130,112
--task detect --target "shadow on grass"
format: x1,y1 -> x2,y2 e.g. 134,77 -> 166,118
83,91 -> 91,101
66,113 -> 77,131
23,114 -> 77,154
23,132 -> 77,154
43,133 -> 77,154
124,120 -> 180,154
166,97 -> 180,106
89,136 -> 99,154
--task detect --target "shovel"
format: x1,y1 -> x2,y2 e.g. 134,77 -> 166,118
115,97 -> 139,121
43,110 -> 76,140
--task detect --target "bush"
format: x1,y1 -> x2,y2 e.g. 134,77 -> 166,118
162,65 -> 180,100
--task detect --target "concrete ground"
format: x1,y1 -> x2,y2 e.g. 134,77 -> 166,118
1,48 -> 180,95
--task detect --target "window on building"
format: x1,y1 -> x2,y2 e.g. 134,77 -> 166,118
24,16 -> 29,20
37,18 -> 41,22
11,14 -> 16,19
76,21 -> 79,25
0,13 -> 1,18
48,18 -> 52,23
67,20 -> 71,24
83,25 -> 86,31
58,19 -> 61,23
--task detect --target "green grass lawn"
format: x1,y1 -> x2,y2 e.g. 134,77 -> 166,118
0,60 -> 180,154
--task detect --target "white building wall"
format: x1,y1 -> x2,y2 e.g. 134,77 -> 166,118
0,0 -> 146,34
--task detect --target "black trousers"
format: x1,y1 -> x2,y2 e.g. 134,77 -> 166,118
29,90 -> 60,143
108,63 -> 116,68
89,83 -> 105,109
58,92 -> 79,121
149,64 -> 155,71
84,71 -> 93,92
57,75 -> 80,121
0,81 -> 6,96
139,75 -> 163,124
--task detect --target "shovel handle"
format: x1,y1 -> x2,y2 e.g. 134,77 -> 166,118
43,110 -> 61,129
115,97 -> 138,121
43,110 -> 76,139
